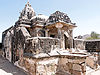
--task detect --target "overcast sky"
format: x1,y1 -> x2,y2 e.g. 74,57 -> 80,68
0,0 -> 100,42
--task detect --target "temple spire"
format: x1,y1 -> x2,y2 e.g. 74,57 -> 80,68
27,0 -> 30,5
19,1 -> 36,20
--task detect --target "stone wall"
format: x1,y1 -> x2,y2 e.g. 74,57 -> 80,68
19,55 -> 86,75
25,37 -> 60,54
98,53 -> 100,65
86,56 -> 98,69
0,49 -> 3,55
57,57 -> 86,75
74,39 -> 85,50
19,57 -> 36,75
2,27 -> 13,62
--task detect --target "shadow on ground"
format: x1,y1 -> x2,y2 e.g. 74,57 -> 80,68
0,55 -> 28,75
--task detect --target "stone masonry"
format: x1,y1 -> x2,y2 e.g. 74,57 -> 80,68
2,1 -> 88,75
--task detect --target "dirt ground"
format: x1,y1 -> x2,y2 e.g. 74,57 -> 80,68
0,55 -> 28,75
86,66 -> 100,75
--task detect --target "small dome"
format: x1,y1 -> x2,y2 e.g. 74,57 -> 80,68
46,11 -> 76,25
31,14 -> 48,26
31,14 -> 48,21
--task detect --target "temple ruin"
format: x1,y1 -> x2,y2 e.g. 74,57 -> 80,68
2,2 -> 88,75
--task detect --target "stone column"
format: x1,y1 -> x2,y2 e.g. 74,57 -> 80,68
45,29 -> 49,37
58,28 -> 61,39
71,30 -> 73,48
57,28 -> 62,48
69,29 -> 73,48
36,28 -> 40,37
61,30 -> 65,49
55,23 -> 63,49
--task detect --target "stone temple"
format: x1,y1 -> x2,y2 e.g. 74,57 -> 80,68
2,2 -> 88,75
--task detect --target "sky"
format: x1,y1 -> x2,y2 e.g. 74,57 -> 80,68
0,0 -> 100,42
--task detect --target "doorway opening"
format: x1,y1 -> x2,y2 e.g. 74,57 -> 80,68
64,34 -> 70,49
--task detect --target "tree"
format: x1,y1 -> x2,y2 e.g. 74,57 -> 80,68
86,31 -> 100,40
91,31 -> 99,39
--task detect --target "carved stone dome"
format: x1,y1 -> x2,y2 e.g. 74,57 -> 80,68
46,11 -> 75,25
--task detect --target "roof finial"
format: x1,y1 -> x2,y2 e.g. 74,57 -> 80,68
26,0 -> 31,7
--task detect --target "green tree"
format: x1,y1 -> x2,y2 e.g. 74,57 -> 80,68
91,31 -> 99,39
86,31 -> 100,40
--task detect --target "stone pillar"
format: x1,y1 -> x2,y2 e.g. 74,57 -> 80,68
45,29 -> 49,37
57,28 -> 61,39
71,30 -> 73,48
36,28 -> 40,37
61,30 -> 65,49
57,28 -> 62,48
69,29 -> 73,48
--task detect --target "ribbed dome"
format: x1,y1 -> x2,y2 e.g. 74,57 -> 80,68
19,1 -> 36,20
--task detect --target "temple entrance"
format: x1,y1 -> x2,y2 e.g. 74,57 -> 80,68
64,34 -> 69,49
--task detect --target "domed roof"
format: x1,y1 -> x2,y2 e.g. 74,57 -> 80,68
46,11 -> 75,25
19,1 -> 36,20
31,14 -> 48,21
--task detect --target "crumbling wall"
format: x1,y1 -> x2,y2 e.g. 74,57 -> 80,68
19,57 -> 36,75
57,57 -> 86,75
25,37 -> 60,54
74,39 -> 85,50
11,26 -> 31,63
0,49 -> 3,55
98,53 -> 100,65
19,55 -> 86,75
86,55 -> 98,69
36,57 -> 58,75
19,56 -> 58,75
2,27 -> 13,62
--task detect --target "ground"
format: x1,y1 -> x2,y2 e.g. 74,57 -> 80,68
86,66 -> 100,75
0,55 -> 28,75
